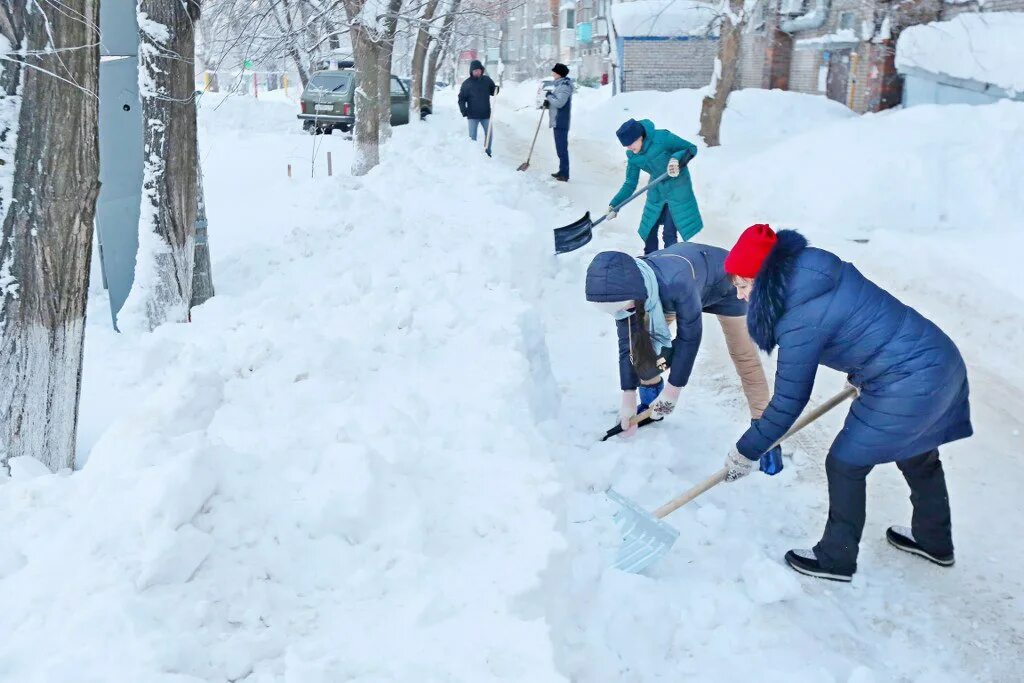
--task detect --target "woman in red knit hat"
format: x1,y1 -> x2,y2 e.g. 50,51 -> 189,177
721,224 -> 972,582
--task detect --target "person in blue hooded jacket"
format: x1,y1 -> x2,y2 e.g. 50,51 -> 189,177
585,243 -> 782,475
721,224 -> 973,582
605,118 -> 703,254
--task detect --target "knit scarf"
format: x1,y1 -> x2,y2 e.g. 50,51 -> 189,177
615,258 -> 672,353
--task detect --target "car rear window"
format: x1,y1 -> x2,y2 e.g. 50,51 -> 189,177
307,72 -> 351,93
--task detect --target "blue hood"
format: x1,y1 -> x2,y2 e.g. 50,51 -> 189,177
585,252 -> 646,302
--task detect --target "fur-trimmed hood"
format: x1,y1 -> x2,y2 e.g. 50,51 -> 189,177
747,229 -> 810,353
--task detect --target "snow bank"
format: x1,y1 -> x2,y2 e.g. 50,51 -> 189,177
611,0 -> 719,37
0,96 -> 567,682
570,85 -> 854,149
896,12 -> 1024,94
699,99 -> 1024,240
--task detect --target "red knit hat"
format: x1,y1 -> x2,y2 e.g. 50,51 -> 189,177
724,224 -> 778,278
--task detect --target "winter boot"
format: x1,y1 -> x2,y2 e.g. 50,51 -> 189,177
886,526 -> 955,567
784,549 -> 853,582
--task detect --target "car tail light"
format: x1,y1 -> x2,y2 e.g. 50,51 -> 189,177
301,101 -> 307,113
343,104 -> 351,116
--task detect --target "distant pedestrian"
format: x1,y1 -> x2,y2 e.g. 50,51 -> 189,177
459,59 -> 497,157
605,118 -> 703,254
543,63 -> 573,181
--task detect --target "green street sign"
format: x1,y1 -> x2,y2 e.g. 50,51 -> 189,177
243,59 -> 253,69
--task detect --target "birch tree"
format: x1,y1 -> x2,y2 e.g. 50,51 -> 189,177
0,1 -> 101,472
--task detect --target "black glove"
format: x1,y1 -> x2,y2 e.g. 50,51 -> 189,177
493,85 -> 500,95
542,100 -> 550,109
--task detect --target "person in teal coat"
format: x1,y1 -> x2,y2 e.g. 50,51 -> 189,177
606,118 -> 703,254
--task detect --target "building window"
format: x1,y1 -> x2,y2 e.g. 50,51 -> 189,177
565,9 -> 575,28
838,11 -> 857,31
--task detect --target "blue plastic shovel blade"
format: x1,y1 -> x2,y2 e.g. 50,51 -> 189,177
606,488 -> 680,573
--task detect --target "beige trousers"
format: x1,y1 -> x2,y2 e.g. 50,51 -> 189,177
716,314 -> 770,419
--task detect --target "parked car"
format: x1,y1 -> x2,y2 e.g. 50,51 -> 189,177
399,78 -> 432,120
298,68 -> 411,134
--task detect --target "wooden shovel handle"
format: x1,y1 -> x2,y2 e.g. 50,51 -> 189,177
651,384 -> 859,520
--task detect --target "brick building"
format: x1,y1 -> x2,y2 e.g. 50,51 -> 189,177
737,0 -> 1024,113
610,0 -> 720,92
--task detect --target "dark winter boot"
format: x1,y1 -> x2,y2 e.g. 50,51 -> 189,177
784,549 -> 853,582
554,175 -> 568,182
886,526 -> 955,567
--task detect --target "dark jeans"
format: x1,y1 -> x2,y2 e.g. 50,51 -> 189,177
643,204 -> 679,255
814,449 -> 953,574
553,127 -> 569,178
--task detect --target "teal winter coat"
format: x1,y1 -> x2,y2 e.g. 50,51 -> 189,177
609,119 -> 703,242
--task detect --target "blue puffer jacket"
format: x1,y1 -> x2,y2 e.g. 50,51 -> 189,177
585,243 -> 746,391
736,230 -> 972,466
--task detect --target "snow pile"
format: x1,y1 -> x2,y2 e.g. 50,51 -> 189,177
896,12 -> 1024,93
611,0 -> 719,37
698,99 -> 1024,240
0,96 -> 567,682
568,85 -> 855,149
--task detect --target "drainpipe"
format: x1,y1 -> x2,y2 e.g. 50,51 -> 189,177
780,0 -> 830,33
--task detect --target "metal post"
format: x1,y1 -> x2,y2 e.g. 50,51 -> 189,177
96,2 -> 144,330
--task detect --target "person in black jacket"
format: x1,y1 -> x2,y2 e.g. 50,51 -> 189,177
458,60 -> 498,157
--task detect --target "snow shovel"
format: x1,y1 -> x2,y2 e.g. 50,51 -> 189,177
517,110 -> 545,171
553,172 -> 671,255
608,384 -> 859,573
601,408 -> 659,442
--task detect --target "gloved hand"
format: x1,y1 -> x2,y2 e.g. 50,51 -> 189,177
749,420 -> 783,475
605,206 -> 618,221
759,445 -> 783,475
648,383 -> 681,418
619,390 -> 639,438
667,158 -> 680,177
542,100 -> 551,109
724,447 -> 756,482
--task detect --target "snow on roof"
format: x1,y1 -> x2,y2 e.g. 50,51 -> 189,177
794,28 -> 860,49
896,12 -> 1024,94
611,0 -> 719,38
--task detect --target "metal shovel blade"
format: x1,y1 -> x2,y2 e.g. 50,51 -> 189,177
517,161 -> 530,171
606,488 -> 680,573
553,212 -> 593,254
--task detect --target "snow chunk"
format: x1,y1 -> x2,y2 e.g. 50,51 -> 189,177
137,525 -> 214,589
741,555 -> 803,604
611,0 -> 719,37
7,456 -> 52,480
896,12 -> 1024,94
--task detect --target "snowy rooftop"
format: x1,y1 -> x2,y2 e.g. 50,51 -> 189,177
896,12 -> 1024,94
611,0 -> 719,37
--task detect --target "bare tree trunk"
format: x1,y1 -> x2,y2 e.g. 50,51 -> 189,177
0,0 -> 100,472
377,0 -> 404,143
409,0 -> 441,122
191,147 -> 215,309
121,0 -> 201,331
348,23 -> 383,175
425,0 -> 459,96
277,0 -> 311,87
699,1 -> 745,147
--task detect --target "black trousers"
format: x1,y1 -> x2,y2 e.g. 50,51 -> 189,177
813,449 -> 953,573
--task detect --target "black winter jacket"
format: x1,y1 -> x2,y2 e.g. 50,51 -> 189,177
458,60 -> 497,119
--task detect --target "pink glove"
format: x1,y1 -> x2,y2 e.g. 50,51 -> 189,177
649,383 -> 681,418
619,390 -> 639,438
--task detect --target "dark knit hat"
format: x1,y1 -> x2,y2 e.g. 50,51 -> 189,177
552,63 -> 569,77
616,118 -> 645,147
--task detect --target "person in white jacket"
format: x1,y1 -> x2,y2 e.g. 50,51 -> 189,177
543,63 -> 573,182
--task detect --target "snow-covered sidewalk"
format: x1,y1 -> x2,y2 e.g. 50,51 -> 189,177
1,87 -> 1022,681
